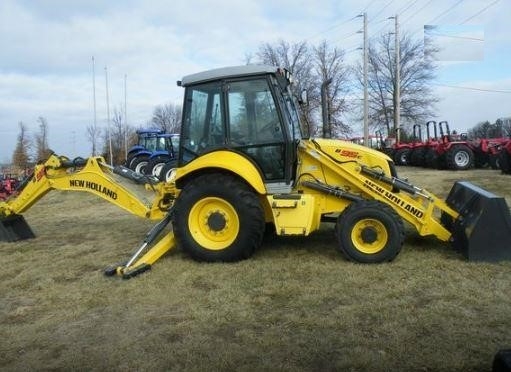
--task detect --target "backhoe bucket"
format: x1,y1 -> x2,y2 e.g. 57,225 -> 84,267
0,214 -> 35,242
444,181 -> 511,262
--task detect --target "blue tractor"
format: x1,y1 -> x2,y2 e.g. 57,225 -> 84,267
127,129 -> 179,176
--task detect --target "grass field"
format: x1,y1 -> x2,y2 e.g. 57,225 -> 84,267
1,167 -> 510,371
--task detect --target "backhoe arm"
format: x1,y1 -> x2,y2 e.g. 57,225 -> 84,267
0,153 -> 179,276
0,154 -> 174,221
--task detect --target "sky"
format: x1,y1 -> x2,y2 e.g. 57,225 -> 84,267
0,0 -> 510,163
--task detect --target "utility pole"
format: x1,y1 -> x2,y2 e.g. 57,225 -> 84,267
105,66 -> 113,166
362,12 -> 369,147
92,56 -> 97,156
124,74 -> 128,161
391,14 -> 401,143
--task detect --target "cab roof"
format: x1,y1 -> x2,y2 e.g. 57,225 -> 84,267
179,65 -> 279,87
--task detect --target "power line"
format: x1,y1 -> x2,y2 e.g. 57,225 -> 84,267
397,0 -> 422,17
428,32 -> 484,42
460,0 -> 500,24
427,0 -> 465,24
402,0 -> 435,25
434,83 -> 511,94
306,15 -> 359,41
362,0 -> 379,12
371,0 -> 397,22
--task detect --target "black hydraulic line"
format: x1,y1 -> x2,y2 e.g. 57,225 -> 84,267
301,180 -> 363,202
113,165 -> 160,185
360,165 -> 418,195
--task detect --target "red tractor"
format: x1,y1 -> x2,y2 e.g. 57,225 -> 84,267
0,174 -> 19,200
394,125 -> 425,166
408,124 -> 423,166
499,140 -> 511,174
422,121 -> 442,168
409,123 -> 438,167
488,139 -> 507,169
470,137 -> 509,169
424,121 -> 474,170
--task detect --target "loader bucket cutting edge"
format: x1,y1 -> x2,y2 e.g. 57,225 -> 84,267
0,214 -> 36,242
444,181 -> 511,262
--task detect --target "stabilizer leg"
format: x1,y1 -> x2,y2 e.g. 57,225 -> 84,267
105,209 -> 175,278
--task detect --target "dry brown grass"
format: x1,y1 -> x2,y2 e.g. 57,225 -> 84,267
1,167 -> 511,371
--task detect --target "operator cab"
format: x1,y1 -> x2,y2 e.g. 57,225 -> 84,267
177,65 -> 303,185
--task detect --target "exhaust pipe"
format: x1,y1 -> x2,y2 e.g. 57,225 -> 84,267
444,181 -> 511,262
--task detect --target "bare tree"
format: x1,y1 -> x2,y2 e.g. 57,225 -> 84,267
102,107 -> 135,165
34,116 -> 52,161
495,118 -> 511,137
12,122 -> 31,172
150,103 -> 182,133
468,120 -> 506,139
256,40 -> 317,134
86,123 -> 101,156
356,32 -> 438,137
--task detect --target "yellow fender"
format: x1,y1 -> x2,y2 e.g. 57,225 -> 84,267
175,151 -> 266,194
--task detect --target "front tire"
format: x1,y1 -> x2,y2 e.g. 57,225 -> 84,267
173,174 -> 264,262
335,200 -> 404,263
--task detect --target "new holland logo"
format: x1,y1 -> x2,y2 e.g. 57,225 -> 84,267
69,179 -> 118,200
363,179 -> 424,218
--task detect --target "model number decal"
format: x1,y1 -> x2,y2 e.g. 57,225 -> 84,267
335,149 -> 359,158
34,167 -> 46,182
363,179 -> 424,218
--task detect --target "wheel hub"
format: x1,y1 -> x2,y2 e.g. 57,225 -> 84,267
455,151 -> 469,167
351,218 -> 388,254
207,211 -> 227,232
188,197 -> 240,250
360,226 -> 378,244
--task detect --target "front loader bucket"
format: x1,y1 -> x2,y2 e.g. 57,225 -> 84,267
0,214 -> 35,242
444,181 -> 511,262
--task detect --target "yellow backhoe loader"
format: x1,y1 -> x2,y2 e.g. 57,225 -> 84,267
1,65 -> 511,278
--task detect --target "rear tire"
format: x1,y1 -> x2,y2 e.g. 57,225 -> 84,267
130,155 -> 150,174
173,174 -> 264,262
410,147 -> 426,166
335,200 -> 404,263
159,160 -> 179,182
147,155 -> 172,178
445,144 -> 474,170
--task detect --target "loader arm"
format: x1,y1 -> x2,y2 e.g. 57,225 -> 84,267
297,139 -> 459,242
297,139 -> 511,262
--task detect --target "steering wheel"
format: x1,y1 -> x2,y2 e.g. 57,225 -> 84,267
259,119 -> 281,141
261,119 -> 278,132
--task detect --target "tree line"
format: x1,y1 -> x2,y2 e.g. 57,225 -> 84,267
14,30 -> 505,169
